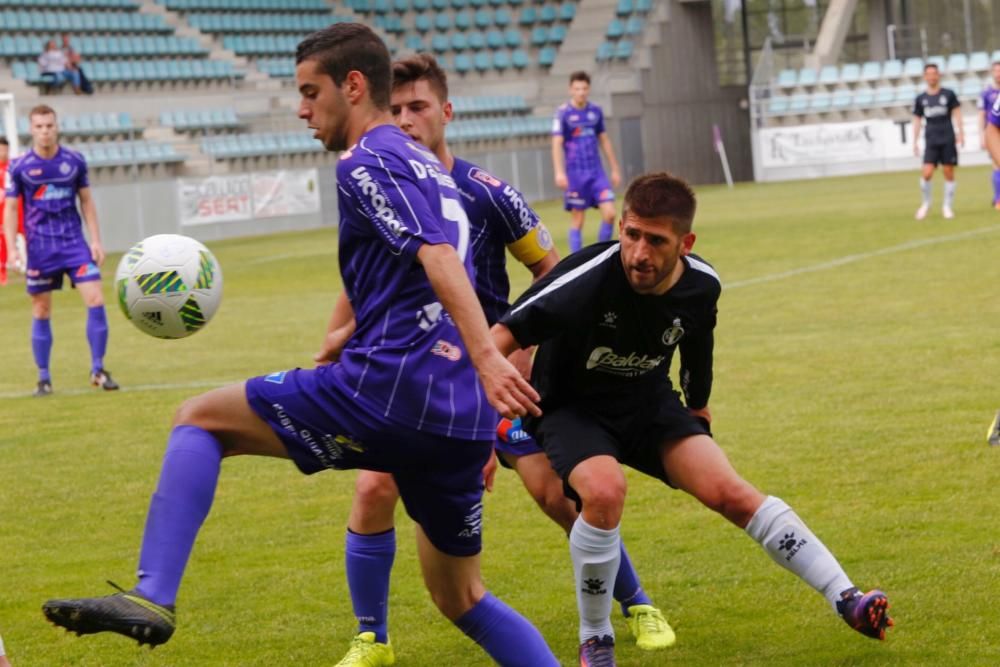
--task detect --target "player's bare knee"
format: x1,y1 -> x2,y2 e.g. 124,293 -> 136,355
173,395 -> 212,428
705,479 -> 762,526
427,583 -> 481,621
577,480 -> 625,527
351,473 -> 399,530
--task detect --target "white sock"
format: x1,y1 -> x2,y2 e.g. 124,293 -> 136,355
745,496 -> 853,611
944,180 -> 956,208
920,178 -> 933,205
570,517 -> 620,643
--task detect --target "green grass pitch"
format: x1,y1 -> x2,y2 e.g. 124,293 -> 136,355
2,167 -> 1000,665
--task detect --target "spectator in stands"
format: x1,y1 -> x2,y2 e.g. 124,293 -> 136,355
38,39 -> 82,94
60,34 -> 92,94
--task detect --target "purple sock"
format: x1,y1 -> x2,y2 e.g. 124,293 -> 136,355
455,592 -> 559,666
615,543 -> 653,616
31,318 -> 52,382
598,221 -> 614,242
992,169 -> 1000,204
345,529 -> 396,643
569,228 -> 582,253
86,305 -> 108,373
135,425 -> 223,607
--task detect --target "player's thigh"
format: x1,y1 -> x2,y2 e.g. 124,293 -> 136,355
659,434 -> 763,524
598,200 -> 617,222
75,278 -> 103,307
509,451 -> 578,532
414,524 -> 485,620
349,470 -> 400,533
921,161 -> 937,179
30,291 -> 52,318
942,163 -> 956,179
174,381 -> 289,459
569,208 -> 586,226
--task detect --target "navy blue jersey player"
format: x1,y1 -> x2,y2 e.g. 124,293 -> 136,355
492,172 -> 894,665
912,63 -> 963,220
317,54 -> 675,667
41,24 -> 559,666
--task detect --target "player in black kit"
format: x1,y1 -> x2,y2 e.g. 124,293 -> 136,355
491,172 -> 893,666
912,63 -> 963,220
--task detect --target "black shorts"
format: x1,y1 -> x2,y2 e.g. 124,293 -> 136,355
528,385 -> 711,504
923,142 -> 958,166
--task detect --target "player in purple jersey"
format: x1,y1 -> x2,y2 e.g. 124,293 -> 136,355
3,104 -> 118,397
317,53 -> 674,666
41,25 -> 559,666
552,70 -> 622,253
493,173 -> 893,664
979,62 -> 1000,208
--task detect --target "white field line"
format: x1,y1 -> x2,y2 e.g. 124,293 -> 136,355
0,379 -> 236,401
726,224 -> 1000,290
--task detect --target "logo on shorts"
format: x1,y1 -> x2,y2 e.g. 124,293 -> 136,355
599,189 -> 614,201
662,317 -> 684,346
457,502 -> 484,538
431,340 -> 462,362
323,433 -> 365,460
585,347 -> 665,377
470,168 -> 501,188
497,417 -> 530,443
264,371 -> 287,384
76,263 -> 99,278
582,578 -> 607,595
272,402 -> 338,469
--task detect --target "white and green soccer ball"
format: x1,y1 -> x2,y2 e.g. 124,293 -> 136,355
115,234 -> 223,339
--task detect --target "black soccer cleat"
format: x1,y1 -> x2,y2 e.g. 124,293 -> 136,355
33,380 -> 53,397
90,368 -> 120,391
836,587 -> 893,640
43,581 -> 176,647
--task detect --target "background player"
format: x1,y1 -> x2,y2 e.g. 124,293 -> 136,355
3,105 -> 117,395
0,136 -> 25,286
979,61 -> 1000,209
912,63 -> 962,220
551,71 -> 621,253
42,24 -> 559,667
492,172 -> 893,665
319,53 -> 673,667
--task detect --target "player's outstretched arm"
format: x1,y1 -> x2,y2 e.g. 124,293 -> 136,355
551,135 -> 567,190
912,115 -> 923,157
3,197 -> 18,267
77,186 -> 104,266
417,242 -> 540,419
952,103 -> 965,146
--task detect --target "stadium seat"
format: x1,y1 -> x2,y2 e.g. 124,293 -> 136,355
455,10 -> 472,29
504,28 -> 521,47
412,0 -> 430,8
493,50 -> 510,70
830,89 -> 851,108
549,24 -> 566,43
606,19 -> 625,39
776,68 -> 797,88
873,86 -> 895,105
453,52 -> 472,73
625,16 -> 643,36
475,9 -> 492,27
969,51 -> 990,71
467,30 -> 486,50
538,46 -> 555,67
788,95 -> 809,113
595,41 -> 614,62
435,13 -> 451,30
616,0 -> 632,16
511,48 -> 528,69
559,2 -> 574,21
767,96 -> 789,115
809,91 -> 831,111
474,51 -> 491,71
495,7 -> 511,25
531,25 -> 547,46
859,61 -> 881,82
960,77 -> 983,97
486,29 -> 504,49
903,57 -> 924,77
451,32 -> 468,50
926,54 -> 945,71
538,4 -> 556,23
414,13 -> 432,32
852,88 -> 874,106
942,77 -> 961,92
614,40 -> 632,60
393,0 -> 408,11
894,84 -> 917,104
797,68 -> 818,86
840,63 -> 860,84
431,34 -> 449,53
405,34 -> 425,50
818,65 -> 838,85
946,53 -> 969,74
881,59 -> 903,79
519,6 -> 536,24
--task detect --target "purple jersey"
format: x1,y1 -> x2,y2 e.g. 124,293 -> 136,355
452,157 -> 552,325
985,86 -> 1000,128
331,124 -> 495,440
3,146 -> 89,256
552,101 -> 607,176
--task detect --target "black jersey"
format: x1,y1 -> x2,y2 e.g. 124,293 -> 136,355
913,88 -> 960,145
501,241 -> 721,414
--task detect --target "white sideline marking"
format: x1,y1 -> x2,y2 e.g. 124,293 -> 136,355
0,379 -> 235,401
726,225 -> 1000,290
248,249 -> 332,265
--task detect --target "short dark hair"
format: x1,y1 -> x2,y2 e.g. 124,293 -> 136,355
623,172 -> 697,234
392,52 -> 448,102
29,104 -> 57,120
924,63 -> 939,73
296,23 -> 391,110
0,137 -> 8,146
569,70 -> 590,85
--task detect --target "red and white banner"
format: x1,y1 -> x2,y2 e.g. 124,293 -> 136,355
179,169 -> 320,226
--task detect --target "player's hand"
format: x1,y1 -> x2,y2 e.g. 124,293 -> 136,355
507,346 -> 534,381
314,324 -> 353,365
555,172 -> 568,190
10,247 -> 23,273
476,349 -> 541,419
610,168 -> 621,189
90,241 -> 105,267
958,134 -> 965,148
913,144 -> 920,157
482,450 -> 498,492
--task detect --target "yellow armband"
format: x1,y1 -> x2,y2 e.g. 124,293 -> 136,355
507,223 -> 553,266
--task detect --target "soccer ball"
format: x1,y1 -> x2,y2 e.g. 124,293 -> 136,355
115,234 -> 223,339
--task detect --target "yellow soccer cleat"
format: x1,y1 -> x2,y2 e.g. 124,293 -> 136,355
625,604 -> 676,650
335,631 -> 396,667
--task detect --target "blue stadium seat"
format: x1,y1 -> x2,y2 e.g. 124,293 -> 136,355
788,95 -> 809,113
374,0 -> 390,13
511,48 -> 528,69
538,46 -> 555,67
960,77 -> 982,97
776,69 -> 797,88
818,66 -> 838,85
431,34 -> 449,53
432,0 -> 447,9
412,0 -> 429,8
903,57 -> 923,77
894,84 -> 917,104
486,29 -> 504,49
926,54 -> 945,71
531,25 -> 547,46
504,28 -> 521,47
969,51 -> 990,71
616,0 -> 631,16
606,19 -> 624,39
454,52 -> 472,73
435,12 -> 451,30
455,10 -> 472,29
549,24 -> 566,43
494,7 -> 510,26
414,13 -> 432,32
625,16 -> 642,35
473,51 -> 491,71
809,92 -> 831,111
467,30 -> 486,50
840,63 -> 860,83
634,0 -> 651,12
767,96 -> 789,115
406,34 -> 426,50
493,50 -> 510,70
881,59 -> 903,79
538,4 -> 556,23
859,61 -> 881,82
451,0 -> 468,7
475,8 -> 492,27
519,6 -> 535,24
614,40 -> 632,60
852,88 -> 874,107
797,68 -> 818,86
946,53 -> 969,74
873,86 -> 895,105
558,2 -> 574,21
595,41 -> 614,62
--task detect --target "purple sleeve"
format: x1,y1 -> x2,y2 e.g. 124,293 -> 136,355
595,106 -> 606,135
551,107 -> 564,137
338,151 -> 449,261
488,175 -> 540,245
988,99 -> 1000,128
981,89 -> 991,111
76,154 -> 90,190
